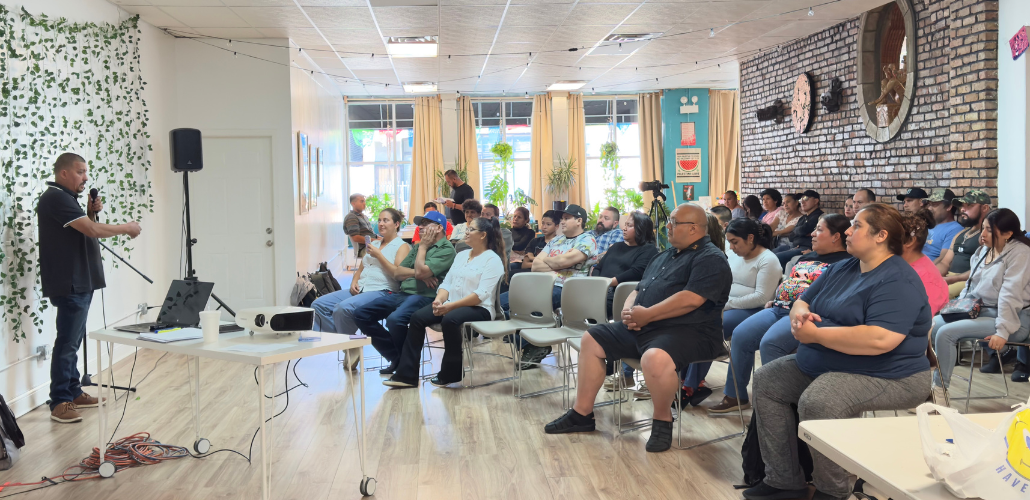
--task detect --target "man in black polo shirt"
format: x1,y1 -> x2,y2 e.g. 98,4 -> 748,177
442,169 -> 474,225
772,189 -> 824,267
543,203 -> 731,452
37,153 -> 141,424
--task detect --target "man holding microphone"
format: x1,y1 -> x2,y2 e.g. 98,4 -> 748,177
37,153 -> 141,423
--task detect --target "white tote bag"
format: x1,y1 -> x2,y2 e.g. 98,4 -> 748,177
917,401 -> 1030,499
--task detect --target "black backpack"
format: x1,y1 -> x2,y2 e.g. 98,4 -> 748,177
740,406 -> 813,488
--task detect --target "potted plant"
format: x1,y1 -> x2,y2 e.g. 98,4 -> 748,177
486,142 -> 513,210
546,155 -> 577,212
600,141 -> 644,213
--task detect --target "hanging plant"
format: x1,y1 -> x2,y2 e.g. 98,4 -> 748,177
485,142 -> 513,210
599,141 -> 643,213
546,155 -> 576,202
0,7 -> 154,341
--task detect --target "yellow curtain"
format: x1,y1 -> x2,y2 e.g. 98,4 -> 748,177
709,89 -> 741,196
410,96 -> 444,223
529,93 -> 553,220
567,93 -> 588,208
457,96 -> 481,199
638,92 -> 664,208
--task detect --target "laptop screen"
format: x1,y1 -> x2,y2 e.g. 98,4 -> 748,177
155,280 -> 214,326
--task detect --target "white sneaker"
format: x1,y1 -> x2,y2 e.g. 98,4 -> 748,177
633,383 -> 651,400
602,373 -> 634,392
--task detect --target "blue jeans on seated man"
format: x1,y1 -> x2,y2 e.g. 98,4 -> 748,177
49,292 -> 93,411
311,289 -> 390,334
682,307 -> 762,390
498,284 -> 563,348
351,292 -> 434,363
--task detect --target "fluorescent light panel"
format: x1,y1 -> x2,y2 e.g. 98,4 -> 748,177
387,36 -> 439,58
547,81 -> 587,90
403,82 -> 437,93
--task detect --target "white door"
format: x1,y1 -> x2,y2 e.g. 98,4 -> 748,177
189,136 -> 276,318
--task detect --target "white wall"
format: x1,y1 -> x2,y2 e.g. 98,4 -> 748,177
291,57 -> 347,275
1,0 -> 178,416
998,0 -> 1030,221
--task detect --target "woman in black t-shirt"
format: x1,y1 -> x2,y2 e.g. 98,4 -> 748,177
591,211 -> 658,317
509,207 -> 537,255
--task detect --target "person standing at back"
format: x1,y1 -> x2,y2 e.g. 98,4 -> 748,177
441,169 -> 474,225
38,153 -> 142,423
344,193 -> 376,258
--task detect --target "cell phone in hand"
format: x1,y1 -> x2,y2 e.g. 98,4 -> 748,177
364,235 -> 372,247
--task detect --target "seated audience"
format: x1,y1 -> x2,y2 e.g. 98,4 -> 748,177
923,189 -> 961,262
684,219 -> 780,404
508,206 -> 537,259
352,211 -> 456,374
412,202 -> 453,243
593,206 -> 625,256
450,199 -> 482,249
852,188 -> 876,218
543,204 -> 731,453
896,187 -> 929,214
385,217 -> 507,388
710,205 -> 732,233
708,214 -> 851,414
312,208 -> 411,335
843,196 -> 855,219
723,190 -> 746,219
591,211 -> 659,318
935,190 -> 991,298
772,190 -> 824,267
707,212 -> 727,255
759,189 -> 783,228
772,193 -> 804,247
931,208 -> 1030,388
901,209 -> 949,316
514,210 -> 558,275
481,203 -> 513,255
344,193 -> 376,257
499,204 -> 597,368
742,195 -> 764,221
744,203 -> 932,500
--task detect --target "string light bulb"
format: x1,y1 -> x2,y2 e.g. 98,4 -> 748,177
233,51 -> 237,58
808,6 -> 814,16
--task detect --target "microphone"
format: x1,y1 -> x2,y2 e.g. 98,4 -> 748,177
89,188 -> 99,222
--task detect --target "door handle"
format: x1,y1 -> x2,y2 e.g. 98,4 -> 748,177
266,240 -> 273,247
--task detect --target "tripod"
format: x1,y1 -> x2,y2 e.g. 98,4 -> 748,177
181,171 -> 236,316
647,190 -> 670,251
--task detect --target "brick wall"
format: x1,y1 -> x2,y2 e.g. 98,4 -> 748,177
739,0 -> 999,210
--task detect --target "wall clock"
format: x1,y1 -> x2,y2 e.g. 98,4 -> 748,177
791,73 -> 813,134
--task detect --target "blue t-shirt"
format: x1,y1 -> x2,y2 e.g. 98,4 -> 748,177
795,255 -> 932,379
923,221 -> 963,260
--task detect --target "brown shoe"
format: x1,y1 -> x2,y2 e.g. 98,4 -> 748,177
73,392 -> 104,408
707,395 -> 751,414
51,402 -> 82,423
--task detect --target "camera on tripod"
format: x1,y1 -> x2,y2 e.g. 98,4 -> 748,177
639,180 -> 670,199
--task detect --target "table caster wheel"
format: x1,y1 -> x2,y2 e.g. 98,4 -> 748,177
98,461 -> 116,478
194,438 -> 211,454
359,477 -> 376,496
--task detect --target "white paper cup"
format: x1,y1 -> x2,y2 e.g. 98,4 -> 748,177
199,311 -> 221,343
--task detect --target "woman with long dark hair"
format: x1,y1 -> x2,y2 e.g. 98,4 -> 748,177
385,217 -> 507,388
742,194 -> 764,220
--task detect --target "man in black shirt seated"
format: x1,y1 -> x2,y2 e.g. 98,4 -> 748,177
543,203 -> 731,452
772,189 -> 824,267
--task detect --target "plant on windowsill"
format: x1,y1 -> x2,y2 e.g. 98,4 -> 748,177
599,141 -> 644,213
365,193 -> 406,233
502,188 -> 537,229
546,155 -> 577,212
486,142 -> 513,211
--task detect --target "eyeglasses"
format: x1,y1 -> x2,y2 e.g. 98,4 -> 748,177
666,220 -> 699,229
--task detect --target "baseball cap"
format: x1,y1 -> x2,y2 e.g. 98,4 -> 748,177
926,188 -> 955,203
556,204 -> 589,222
800,189 -> 820,200
413,210 -> 447,227
951,189 -> 992,207
895,187 -> 929,201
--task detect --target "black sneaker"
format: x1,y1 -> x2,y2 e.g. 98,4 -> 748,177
645,419 -> 674,452
519,345 -> 552,370
382,376 -> 417,388
688,386 -> 713,407
544,409 -> 595,434
1013,362 -> 1030,382
379,359 -> 398,375
429,374 -> 461,387
982,348 -> 1016,373
741,481 -> 809,500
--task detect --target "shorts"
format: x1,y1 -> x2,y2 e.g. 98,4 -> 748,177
587,322 -> 722,372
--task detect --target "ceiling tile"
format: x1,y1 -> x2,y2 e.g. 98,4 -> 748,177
379,28 -> 440,37
109,0 -> 153,5
148,0 -> 222,6
440,6 -> 505,27
503,4 -> 576,27
371,7 -> 440,29
306,7 -> 378,29
320,28 -> 382,44
193,27 -> 267,38
439,26 -> 498,44
230,6 -> 312,28
622,3 -> 699,26
440,0 -> 508,4
494,26 -> 556,44
566,3 -> 639,25
158,7 -> 251,27
220,0 -> 297,6
119,6 -> 186,27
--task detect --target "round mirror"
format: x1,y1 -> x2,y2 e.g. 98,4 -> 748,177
856,0 -> 916,142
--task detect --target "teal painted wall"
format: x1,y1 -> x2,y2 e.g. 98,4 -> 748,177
661,89 -> 710,209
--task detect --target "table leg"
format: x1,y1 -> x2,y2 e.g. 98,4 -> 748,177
96,339 -> 115,478
257,364 -> 269,500
97,340 -> 105,464
269,362 -> 276,496
192,356 -> 201,442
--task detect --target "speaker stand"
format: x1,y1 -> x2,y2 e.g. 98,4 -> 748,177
181,171 -> 236,317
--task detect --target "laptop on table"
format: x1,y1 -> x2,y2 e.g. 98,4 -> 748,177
116,280 -> 242,334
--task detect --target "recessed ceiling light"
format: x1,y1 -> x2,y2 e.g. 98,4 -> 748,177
587,33 -> 661,56
403,82 -> 437,93
547,80 -> 587,91
387,36 -> 438,58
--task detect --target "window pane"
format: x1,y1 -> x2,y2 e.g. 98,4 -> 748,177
396,103 -> 414,121
616,99 -> 637,116
509,126 -> 532,159
478,102 -> 500,120
349,129 -> 394,162
616,122 -> 640,157
584,99 -> 611,117
349,104 -> 391,123
397,128 -> 414,161
585,156 -> 643,210
586,158 -> 604,209
349,163 -> 375,199
507,101 -> 533,118
476,126 -> 502,160
585,123 -> 610,158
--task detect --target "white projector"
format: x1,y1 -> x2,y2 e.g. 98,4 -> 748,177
235,306 -> 314,335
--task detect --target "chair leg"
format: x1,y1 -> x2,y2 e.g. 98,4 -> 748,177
966,345 -> 975,413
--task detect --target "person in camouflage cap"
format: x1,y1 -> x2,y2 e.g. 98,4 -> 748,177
936,189 -> 993,299
951,189 -> 992,208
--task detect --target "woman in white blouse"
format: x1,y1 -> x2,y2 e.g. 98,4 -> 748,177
385,217 -> 507,388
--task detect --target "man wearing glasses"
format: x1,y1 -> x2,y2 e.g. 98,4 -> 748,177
772,189 -> 824,267
352,210 -> 456,375
543,203 -> 731,452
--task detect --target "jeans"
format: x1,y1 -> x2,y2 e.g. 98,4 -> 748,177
49,292 -> 93,410
311,289 -> 389,334
681,308 -> 762,389
352,292 -> 434,363
717,307 -> 795,401
772,244 -> 807,268
393,304 -> 492,383
499,284 -> 563,349
754,355 -> 930,498
932,309 -> 1030,388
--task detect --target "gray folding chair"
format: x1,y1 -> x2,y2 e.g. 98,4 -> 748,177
565,281 -> 638,408
461,273 -> 557,389
519,277 -> 610,407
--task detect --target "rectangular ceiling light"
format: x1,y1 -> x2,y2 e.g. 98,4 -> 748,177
547,80 -> 587,91
403,82 -> 437,93
387,36 -> 439,58
587,33 -> 661,56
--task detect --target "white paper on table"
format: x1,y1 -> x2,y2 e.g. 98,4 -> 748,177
221,343 -> 296,353
139,328 -> 204,343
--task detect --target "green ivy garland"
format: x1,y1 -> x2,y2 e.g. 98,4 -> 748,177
0,7 -> 153,342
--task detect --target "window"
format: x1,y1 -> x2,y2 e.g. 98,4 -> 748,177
347,102 -> 414,215
584,98 -> 641,210
473,100 -> 533,206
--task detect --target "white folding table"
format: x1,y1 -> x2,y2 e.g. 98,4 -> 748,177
88,328 -> 376,498
799,412 -> 1007,500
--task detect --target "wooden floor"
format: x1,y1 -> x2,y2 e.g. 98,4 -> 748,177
8,333 -> 1027,500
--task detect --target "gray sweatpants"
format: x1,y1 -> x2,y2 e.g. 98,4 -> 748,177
753,355 -> 931,497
